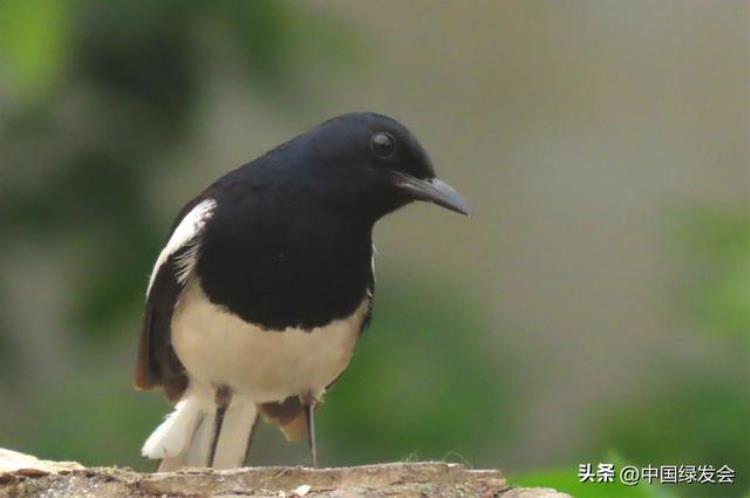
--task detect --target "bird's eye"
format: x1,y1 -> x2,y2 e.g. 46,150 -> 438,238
370,132 -> 395,159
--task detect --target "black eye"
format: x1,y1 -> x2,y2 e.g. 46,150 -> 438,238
370,132 -> 395,158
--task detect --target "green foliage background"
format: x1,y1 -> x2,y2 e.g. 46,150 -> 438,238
0,2 -> 746,498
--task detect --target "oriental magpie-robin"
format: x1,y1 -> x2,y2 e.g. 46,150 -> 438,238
135,112 -> 469,470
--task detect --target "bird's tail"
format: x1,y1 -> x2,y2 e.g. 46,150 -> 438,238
142,386 -> 258,471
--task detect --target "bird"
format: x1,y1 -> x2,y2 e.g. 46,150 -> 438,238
134,112 -> 469,471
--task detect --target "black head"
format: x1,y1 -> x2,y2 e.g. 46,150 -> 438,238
309,112 -> 470,221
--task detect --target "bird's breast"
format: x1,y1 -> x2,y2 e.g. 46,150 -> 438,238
196,211 -> 374,330
171,279 -> 370,402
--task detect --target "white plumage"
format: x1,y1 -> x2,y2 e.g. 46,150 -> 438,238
142,382 -> 260,470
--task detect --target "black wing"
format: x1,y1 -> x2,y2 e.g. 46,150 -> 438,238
134,197 -> 216,401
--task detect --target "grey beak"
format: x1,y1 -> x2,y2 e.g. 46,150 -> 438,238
392,171 -> 471,216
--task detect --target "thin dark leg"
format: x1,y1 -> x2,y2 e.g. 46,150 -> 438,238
208,385 -> 231,467
304,402 -> 317,468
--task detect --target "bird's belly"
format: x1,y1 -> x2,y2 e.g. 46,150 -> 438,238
171,279 -> 368,402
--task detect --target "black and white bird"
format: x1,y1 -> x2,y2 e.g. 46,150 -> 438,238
135,112 -> 469,470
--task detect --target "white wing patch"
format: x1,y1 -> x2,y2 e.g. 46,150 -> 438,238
146,199 -> 217,297
173,239 -> 201,285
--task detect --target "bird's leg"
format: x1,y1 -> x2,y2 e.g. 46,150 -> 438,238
302,391 -> 318,468
208,385 -> 231,467
305,404 -> 317,468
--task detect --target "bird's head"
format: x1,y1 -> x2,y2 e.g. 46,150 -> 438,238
309,112 -> 470,221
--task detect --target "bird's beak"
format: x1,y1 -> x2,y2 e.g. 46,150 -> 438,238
392,171 -> 471,216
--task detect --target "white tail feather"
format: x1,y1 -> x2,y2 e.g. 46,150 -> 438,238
179,410 -> 214,468
142,386 -> 258,471
142,398 -> 203,460
212,398 -> 258,469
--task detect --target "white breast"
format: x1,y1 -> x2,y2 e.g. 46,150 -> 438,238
171,279 -> 368,402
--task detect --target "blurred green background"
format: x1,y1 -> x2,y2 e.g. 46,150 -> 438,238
0,1 -> 747,497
